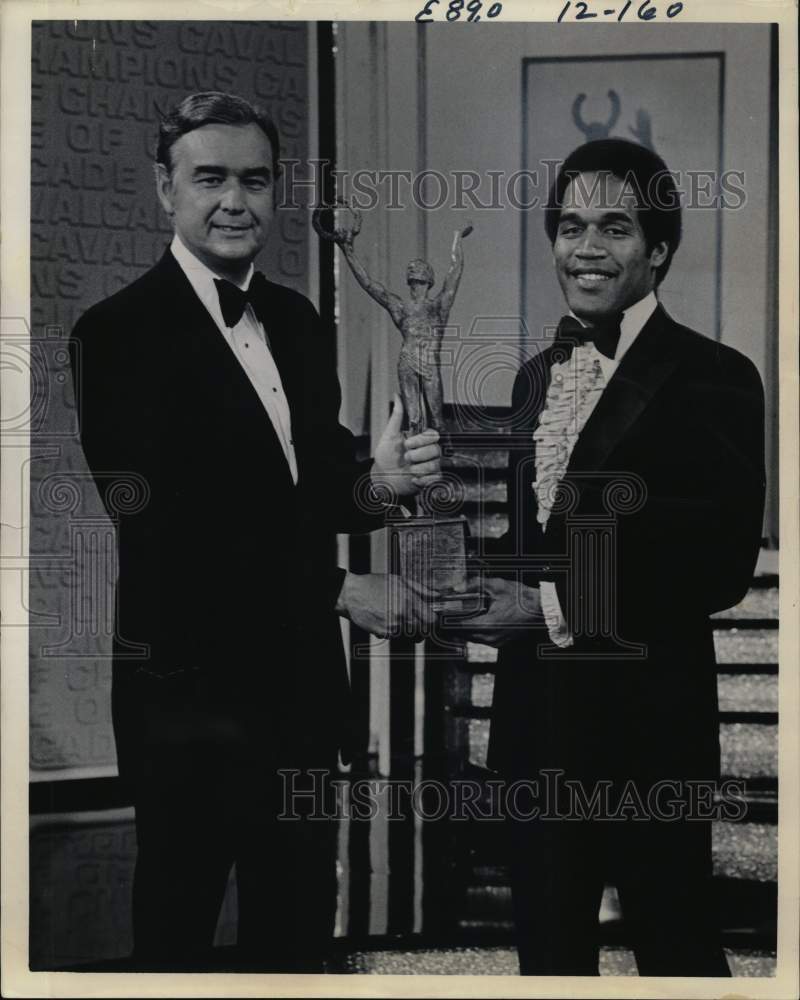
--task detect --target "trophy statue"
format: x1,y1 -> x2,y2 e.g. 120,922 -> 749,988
313,201 -> 477,611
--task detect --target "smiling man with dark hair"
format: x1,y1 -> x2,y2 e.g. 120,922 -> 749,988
457,138 -> 766,976
543,137 -> 682,286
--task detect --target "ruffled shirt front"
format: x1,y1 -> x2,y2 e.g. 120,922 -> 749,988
533,293 -> 659,647
534,344 -> 607,646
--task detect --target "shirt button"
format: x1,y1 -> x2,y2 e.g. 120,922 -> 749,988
272,387 -> 277,392
244,342 -> 249,348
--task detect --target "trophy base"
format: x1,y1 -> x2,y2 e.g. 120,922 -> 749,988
432,588 -> 485,615
387,513 -> 473,612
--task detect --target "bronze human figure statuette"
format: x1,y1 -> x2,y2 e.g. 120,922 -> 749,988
313,201 -> 472,436
313,202 -> 477,612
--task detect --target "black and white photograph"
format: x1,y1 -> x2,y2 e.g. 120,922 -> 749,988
1,2 -> 797,996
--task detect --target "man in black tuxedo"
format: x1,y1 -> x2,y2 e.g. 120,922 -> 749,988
458,139 -> 766,975
69,92 -> 441,971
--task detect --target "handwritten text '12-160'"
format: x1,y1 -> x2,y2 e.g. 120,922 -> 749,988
558,1 -> 684,20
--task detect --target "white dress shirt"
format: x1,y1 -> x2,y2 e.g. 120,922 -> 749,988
538,292 -> 658,646
171,235 -> 298,485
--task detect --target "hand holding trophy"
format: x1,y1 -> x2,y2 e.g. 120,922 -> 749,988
314,200 -> 478,612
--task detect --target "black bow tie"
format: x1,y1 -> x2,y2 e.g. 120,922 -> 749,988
555,314 -> 622,361
214,272 -> 267,328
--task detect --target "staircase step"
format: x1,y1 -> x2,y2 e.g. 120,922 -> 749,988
468,673 -> 778,714
466,720 -> 488,769
460,481 -> 507,504
458,877 -> 775,936
455,704 -> 778,725
715,630 -> 778,664
457,838 -> 776,952
437,463 -> 507,484
466,643 -> 498,665
448,448 -> 508,469
714,822 -> 778,882
465,718 -> 778,781
464,637 -> 778,671
470,673 -> 494,708
466,821 -> 777,886
444,404 -> 515,433
466,514 -> 507,538
718,675 -> 778,712
720,723 -> 778,780
455,655 -> 779,673
712,588 -> 778,619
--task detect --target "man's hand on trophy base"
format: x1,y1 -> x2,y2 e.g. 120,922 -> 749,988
335,572 -> 436,640
372,395 -> 442,498
446,578 -> 543,647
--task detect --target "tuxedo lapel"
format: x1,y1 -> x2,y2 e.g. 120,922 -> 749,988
154,249 -> 251,383
566,304 -> 681,475
516,344 -> 556,435
153,250 -> 296,486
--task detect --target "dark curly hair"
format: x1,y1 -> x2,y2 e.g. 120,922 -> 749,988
544,138 -> 682,286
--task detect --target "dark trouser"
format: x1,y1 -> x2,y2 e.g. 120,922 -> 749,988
508,810 -> 730,976
129,762 -> 338,972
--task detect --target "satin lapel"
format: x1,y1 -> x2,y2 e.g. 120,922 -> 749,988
154,250 -> 295,468
566,304 -> 682,475
154,249 -> 252,381
519,344 -> 556,434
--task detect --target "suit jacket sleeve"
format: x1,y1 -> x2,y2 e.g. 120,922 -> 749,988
70,307 -> 150,497
280,293 -> 385,614
290,293 -> 384,535
68,301 -> 174,666
588,345 -> 766,634
645,347 -> 765,617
